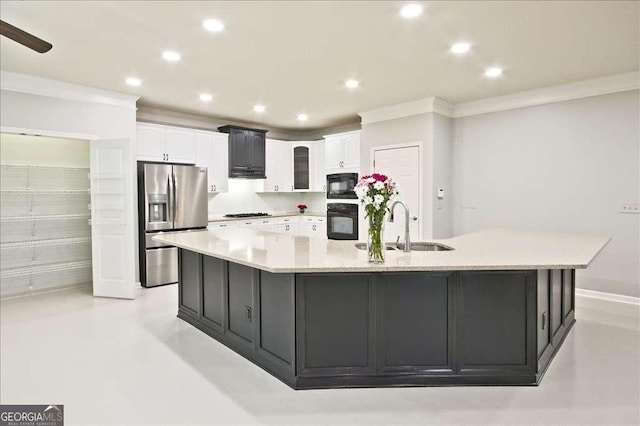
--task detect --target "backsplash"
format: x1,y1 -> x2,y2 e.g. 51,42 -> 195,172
207,179 -> 326,216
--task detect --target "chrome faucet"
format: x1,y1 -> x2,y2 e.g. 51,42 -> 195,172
389,201 -> 411,252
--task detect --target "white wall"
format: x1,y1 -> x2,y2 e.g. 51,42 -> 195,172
432,113 -> 454,238
207,179 -> 326,216
360,112 -> 455,239
0,75 -> 139,296
0,90 -> 136,140
452,90 -> 640,298
0,134 -> 89,167
360,113 -> 434,238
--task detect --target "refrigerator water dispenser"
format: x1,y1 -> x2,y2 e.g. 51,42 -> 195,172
148,193 -> 167,223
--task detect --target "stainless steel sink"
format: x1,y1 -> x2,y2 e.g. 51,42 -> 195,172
354,242 -> 454,252
354,242 -> 399,251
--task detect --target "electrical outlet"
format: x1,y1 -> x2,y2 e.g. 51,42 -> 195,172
620,203 -> 640,214
461,200 -> 476,209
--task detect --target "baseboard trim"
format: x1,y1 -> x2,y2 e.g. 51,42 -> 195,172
576,289 -> 639,305
0,282 -> 91,300
575,288 -> 639,319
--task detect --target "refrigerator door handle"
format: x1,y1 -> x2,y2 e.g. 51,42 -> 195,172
172,171 -> 178,225
167,173 -> 175,225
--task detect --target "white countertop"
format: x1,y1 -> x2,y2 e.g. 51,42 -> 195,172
152,228 -> 610,273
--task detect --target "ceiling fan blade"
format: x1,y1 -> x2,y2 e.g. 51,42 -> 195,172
0,20 -> 52,53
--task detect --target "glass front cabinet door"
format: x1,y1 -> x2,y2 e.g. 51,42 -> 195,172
293,145 -> 310,190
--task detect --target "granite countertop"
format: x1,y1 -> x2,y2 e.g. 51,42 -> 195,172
208,211 -> 326,222
153,228 -> 610,273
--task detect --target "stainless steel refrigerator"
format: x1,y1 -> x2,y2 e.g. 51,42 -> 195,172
137,163 -> 208,287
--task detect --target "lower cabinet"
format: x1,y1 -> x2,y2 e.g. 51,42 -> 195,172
378,273 -> 451,372
227,263 -> 255,343
178,250 -> 201,316
457,271 -> 535,372
296,274 -> 375,376
537,268 -> 576,371
201,256 -> 225,332
177,250 -> 575,389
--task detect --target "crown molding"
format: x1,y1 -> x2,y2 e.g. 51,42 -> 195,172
1,70 -> 139,109
453,72 -> 640,118
358,97 -> 454,124
357,73 -> 639,124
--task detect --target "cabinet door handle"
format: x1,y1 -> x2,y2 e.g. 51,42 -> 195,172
213,184 -> 217,192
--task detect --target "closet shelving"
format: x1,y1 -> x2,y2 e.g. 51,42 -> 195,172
0,164 -> 92,297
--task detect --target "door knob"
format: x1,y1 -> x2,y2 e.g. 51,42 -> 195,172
411,216 -> 418,221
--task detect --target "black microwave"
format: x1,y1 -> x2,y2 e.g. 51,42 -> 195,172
326,173 -> 358,199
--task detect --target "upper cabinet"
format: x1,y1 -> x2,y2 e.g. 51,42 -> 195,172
324,131 -> 360,173
262,140 -> 325,193
195,131 -> 229,193
293,144 -> 310,190
263,139 -> 293,192
310,141 -> 326,192
291,141 -> 326,192
218,125 -> 267,179
136,123 -> 196,164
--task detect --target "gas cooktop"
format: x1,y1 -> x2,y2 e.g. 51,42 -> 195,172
223,212 -> 271,218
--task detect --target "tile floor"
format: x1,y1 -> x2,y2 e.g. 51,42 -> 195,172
1,285 -> 638,425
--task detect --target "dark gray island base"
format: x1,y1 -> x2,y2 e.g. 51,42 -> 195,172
177,249 -> 575,389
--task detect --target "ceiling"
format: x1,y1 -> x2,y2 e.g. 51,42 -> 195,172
1,1 -> 638,131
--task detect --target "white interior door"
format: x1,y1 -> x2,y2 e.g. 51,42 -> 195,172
90,138 -> 136,299
373,145 -> 421,242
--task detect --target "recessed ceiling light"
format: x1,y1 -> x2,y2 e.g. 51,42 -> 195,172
125,77 -> 141,87
162,51 -> 181,62
297,114 -> 308,121
400,4 -> 423,18
345,79 -> 359,89
451,42 -> 471,55
485,67 -> 503,78
203,19 -> 224,32
199,93 -> 213,102
254,105 -> 266,113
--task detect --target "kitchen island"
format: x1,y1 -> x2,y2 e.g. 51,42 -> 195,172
153,229 -> 609,389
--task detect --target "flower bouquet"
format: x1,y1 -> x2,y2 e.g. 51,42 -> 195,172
354,173 -> 398,262
297,204 -> 308,214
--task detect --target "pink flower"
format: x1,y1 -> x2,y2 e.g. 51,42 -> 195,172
371,173 -> 388,182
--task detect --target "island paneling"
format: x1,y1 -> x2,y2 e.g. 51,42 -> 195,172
176,248 -> 576,389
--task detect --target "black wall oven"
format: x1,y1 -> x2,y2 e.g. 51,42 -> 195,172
326,173 -> 358,199
327,203 -> 359,240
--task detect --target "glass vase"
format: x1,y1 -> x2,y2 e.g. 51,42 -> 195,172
367,211 -> 387,263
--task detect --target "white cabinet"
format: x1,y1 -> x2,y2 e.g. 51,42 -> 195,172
136,123 -> 196,164
324,131 -> 360,172
292,143 -> 311,191
291,141 -> 326,193
136,124 -> 165,160
262,139 -> 293,192
299,216 -> 326,238
164,128 -> 196,164
310,141 -> 326,192
195,131 -> 229,193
